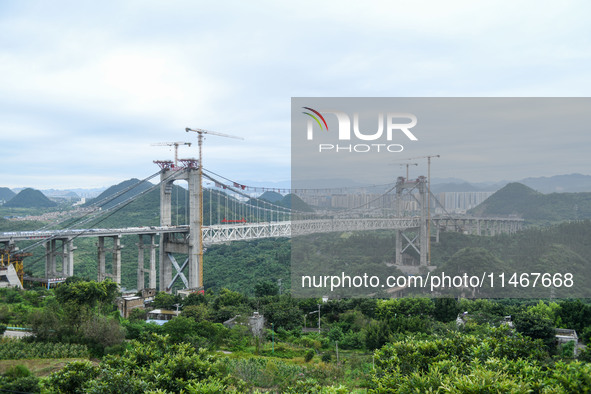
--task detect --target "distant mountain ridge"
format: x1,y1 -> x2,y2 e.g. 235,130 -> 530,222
254,192 -> 313,212
4,188 -> 57,208
0,187 -> 15,202
84,178 -> 155,209
432,173 -> 591,194
431,182 -> 481,193
469,182 -> 591,223
259,191 -> 283,203
519,173 -> 591,193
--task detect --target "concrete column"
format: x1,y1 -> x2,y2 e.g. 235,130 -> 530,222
137,234 -> 157,290
49,239 -> 58,277
395,229 -> 402,265
98,237 -> 106,282
149,234 -> 156,289
60,240 -> 67,275
187,169 -> 201,289
112,236 -> 122,285
137,235 -> 145,291
159,169 -> 174,292
159,233 -> 172,291
65,238 -> 76,277
160,171 -> 173,227
45,241 -> 51,278
418,180 -> 427,266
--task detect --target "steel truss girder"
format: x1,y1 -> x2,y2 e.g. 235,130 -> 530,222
0,217 -> 523,244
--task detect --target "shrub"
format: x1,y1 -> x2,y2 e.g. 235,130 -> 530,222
321,353 -> 332,363
561,340 -> 576,358
3,364 -> 31,379
305,349 -> 315,362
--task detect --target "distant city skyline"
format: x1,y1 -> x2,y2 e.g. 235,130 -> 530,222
2,2 -> 591,189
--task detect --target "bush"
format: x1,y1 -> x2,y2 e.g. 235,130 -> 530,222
43,360 -> 99,394
0,340 -> 89,360
339,330 -> 364,350
3,364 -> 31,379
321,353 -> 332,363
0,375 -> 40,393
305,349 -> 315,362
297,335 -> 322,350
578,348 -> 591,362
561,340 -> 576,358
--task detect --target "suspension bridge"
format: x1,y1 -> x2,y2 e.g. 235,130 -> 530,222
0,155 -> 523,293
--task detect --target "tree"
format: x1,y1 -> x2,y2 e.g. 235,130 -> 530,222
81,314 -> 126,349
182,304 -> 209,321
328,326 -> 344,342
262,296 -> 302,331
364,320 -> 390,350
152,292 -> 180,310
514,311 -> 556,351
376,298 -> 435,320
558,300 -> 591,333
43,360 -> 100,394
55,279 -> 119,310
213,288 -> 245,309
254,281 -> 279,297
433,298 -> 459,322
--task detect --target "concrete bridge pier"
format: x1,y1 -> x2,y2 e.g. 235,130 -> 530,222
97,235 -> 123,284
395,176 -> 428,266
44,237 -> 76,278
137,234 -> 157,290
158,166 -> 202,292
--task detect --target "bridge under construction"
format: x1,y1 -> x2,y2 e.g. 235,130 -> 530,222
0,151 -> 523,293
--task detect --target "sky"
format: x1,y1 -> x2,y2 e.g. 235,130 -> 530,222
1,1 -> 590,190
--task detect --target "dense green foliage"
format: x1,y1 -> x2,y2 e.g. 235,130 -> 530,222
1,280 -> 591,392
204,239 -> 290,294
43,334 -> 246,393
0,340 -> 88,359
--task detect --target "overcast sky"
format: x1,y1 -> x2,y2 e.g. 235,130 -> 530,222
1,1 -> 590,190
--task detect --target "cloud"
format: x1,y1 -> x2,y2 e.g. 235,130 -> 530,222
1,1 -> 590,189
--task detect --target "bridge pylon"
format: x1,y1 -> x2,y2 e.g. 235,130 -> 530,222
395,176 -> 428,266
158,162 -> 202,293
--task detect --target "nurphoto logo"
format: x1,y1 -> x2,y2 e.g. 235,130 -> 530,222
302,107 -> 418,153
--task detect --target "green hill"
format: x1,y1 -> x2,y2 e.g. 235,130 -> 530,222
0,187 -> 15,202
3,188 -> 57,208
469,182 -> 591,223
259,191 -> 283,203
430,220 -> 591,297
85,178 -> 154,209
279,193 -> 313,212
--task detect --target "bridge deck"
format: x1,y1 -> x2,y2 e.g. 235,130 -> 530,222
0,216 -> 523,244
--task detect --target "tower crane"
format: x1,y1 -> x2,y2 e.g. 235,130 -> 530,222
399,162 -> 418,180
151,142 -> 192,168
185,127 -> 244,289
